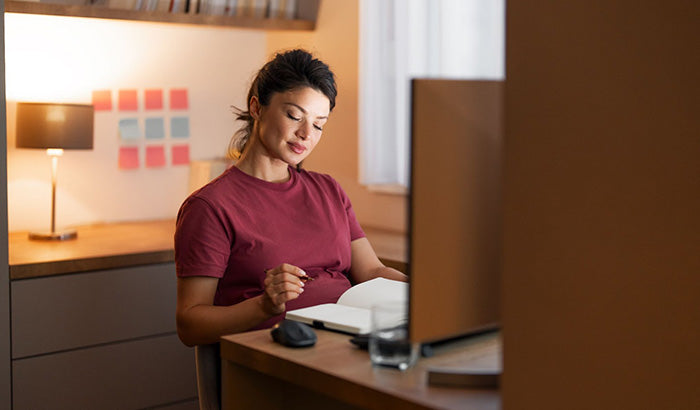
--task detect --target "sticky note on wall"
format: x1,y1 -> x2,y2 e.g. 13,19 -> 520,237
119,147 -> 139,169
145,118 -> 165,139
171,117 -> 190,138
146,145 -> 166,168
145,89 -> 163,110
92,90 -> 112,111
171,144 -> 190,165
118,89 -> 139,111
118,119 -> 141,140
170,89 -> 188,110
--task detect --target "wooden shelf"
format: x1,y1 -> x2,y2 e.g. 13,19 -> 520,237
8,219 -> 177,279
8,220 -> 406,280
4,0 -> 318,30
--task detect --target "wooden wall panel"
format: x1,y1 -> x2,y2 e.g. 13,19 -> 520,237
503,1 -> 700,409
0,4 -> 12,408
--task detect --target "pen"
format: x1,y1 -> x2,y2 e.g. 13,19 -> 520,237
263,268 -> 314,282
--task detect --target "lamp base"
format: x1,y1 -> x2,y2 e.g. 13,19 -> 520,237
28,230 -> 77,241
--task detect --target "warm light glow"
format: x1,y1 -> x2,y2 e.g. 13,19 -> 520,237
4,10 -> 266,233
46,107 -> 67,123
4,13 -> 164,102
46,149 -> 64,156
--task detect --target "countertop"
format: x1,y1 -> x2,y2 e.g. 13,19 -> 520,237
9,220 -> 407,280
9,220 -> 177,280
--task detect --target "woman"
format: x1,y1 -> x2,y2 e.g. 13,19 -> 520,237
175,49 -> 406,347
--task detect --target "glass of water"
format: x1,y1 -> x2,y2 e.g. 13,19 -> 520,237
369,301 -> 418,371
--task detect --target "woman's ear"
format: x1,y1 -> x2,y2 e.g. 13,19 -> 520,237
250,96 -> 262,120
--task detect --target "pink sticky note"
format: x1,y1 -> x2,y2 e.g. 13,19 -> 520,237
92,90 -> 112,111
146,145 -> 166,168
170,88 -> 189,110
145,89 -> 163,110
171,144 -> 190,165
119,147 -> 139,169
119,89 -> 139,111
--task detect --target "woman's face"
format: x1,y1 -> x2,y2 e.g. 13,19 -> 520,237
251,86 -> 330,167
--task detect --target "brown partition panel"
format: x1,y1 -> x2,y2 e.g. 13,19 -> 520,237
409,79 -> 503,344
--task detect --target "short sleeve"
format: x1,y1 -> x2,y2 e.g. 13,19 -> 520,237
334,179 -> 365,241
174,196 -> 233,279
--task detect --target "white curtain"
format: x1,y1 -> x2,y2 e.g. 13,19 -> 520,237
359,0 -> 505,187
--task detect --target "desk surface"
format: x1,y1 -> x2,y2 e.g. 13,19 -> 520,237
9,219 -> 405,280
220,328 -> 500,410
8,219 -> 176,279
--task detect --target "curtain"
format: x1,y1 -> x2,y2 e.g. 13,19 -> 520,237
359,0 -> 505,187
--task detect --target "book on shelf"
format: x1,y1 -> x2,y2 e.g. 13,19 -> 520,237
232,0 -> 271,18
224,0 -> 238,15
138,0 -> 170,11
183,0 -> 199,13
105,0 -> 136,10
267,0 -> 282,18
283,0 -> 295,19
250,0 -> 267,18
45,0 -> 91,5
268,0 -> 296,19
205,0 -> 239,15
285,277 -> 408,335
234,0 -> 250,16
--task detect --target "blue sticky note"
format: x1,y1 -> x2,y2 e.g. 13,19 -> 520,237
145,117 -> 165,139
171,116 -> 190,138
118,118 -> 141,140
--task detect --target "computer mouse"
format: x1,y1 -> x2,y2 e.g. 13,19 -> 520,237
271,319 -> 317,348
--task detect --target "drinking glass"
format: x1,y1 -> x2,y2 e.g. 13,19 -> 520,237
368,301 -> 418,370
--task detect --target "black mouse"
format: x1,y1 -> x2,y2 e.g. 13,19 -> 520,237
271,319 -> 317,348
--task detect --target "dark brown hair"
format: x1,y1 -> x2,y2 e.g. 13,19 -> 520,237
229,49 -> 337,158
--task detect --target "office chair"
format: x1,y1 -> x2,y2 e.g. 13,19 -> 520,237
195,343 -> 221,410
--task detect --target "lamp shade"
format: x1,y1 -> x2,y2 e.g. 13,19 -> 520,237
16,102 -> 94,150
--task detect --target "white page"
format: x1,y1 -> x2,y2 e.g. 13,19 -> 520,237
336,277 -> 407,310
285,278 -> 408,335
285,303 -> 371,334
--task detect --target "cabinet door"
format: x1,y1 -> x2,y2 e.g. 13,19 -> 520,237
13,334 -> 197,410
11,263 -> 176,358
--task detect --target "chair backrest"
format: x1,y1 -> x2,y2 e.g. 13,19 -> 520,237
195,343 -> 221,410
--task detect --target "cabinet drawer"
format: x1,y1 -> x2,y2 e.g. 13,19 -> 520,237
12,263 -> 176,358
13,333 -> 196,410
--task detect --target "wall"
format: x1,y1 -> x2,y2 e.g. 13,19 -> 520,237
5,2 -> 407,234
266,0 -> 407,233
503,1 -> 700,409
0,5 -> 12,409
4,13 -> 266,232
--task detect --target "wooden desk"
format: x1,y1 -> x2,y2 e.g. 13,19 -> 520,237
220,329 -> 500,410
9,219 -> 176,279
8,220 -> 405,279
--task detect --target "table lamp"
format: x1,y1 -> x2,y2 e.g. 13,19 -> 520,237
15,102 -> 94,240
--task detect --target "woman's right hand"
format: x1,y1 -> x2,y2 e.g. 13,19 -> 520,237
261,263 -> 307,316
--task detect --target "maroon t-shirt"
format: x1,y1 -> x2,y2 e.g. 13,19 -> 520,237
175,165 -> 365,329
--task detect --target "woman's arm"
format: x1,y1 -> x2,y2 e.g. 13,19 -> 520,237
176,264 -> 307,346
348,237 -> 407,284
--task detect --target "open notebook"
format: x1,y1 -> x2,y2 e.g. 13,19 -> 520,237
285,277 -> 407,335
